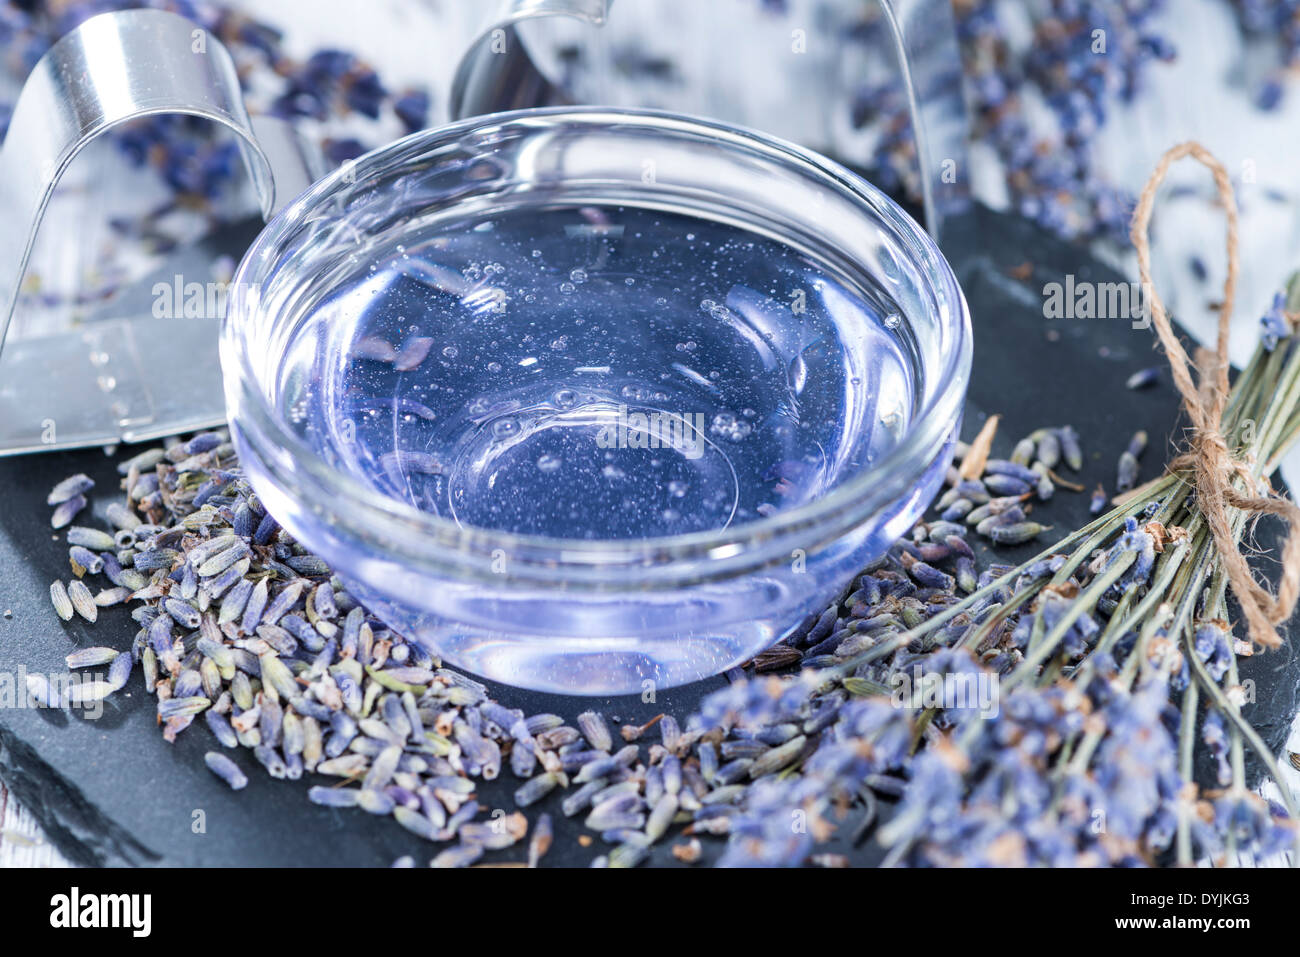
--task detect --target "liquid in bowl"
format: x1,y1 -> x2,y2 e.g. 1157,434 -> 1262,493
222,110 -> 971,694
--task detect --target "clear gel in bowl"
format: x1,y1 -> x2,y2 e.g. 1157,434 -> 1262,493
222,109 -> 971,695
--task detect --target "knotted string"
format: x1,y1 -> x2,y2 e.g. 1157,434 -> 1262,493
1130,141 -> 1300,650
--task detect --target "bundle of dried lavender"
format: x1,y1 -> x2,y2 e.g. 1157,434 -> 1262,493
695,144 -> 1300,867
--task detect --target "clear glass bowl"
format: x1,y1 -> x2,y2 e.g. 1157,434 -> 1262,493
220,108 -> 971,695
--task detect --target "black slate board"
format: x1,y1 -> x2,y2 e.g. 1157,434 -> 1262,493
0,204 -> 1295,867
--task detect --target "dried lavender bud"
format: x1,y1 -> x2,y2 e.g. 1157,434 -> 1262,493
48,473 -> 95,506
67,580 -> 98,622
1030,461 -> 1054,500
65,647 -> 119,669
158,696 -> 210,719
197,542 -> 249,577
68,680 -> 116,706
105,502 -> 141,531
240,578 -> 270,634
49,581 -> 73,622
66,526 -> 115,551
586,798 -> 646,832
205,752 -> 248,791
206,709 -> 239,749
26,673 -> 61,709
108,652 -> 133,690
118,447 -> 164,475
1116,451 -> 1140,492
164,597 -> 200,629
982,459 -> 1039,484
51,495 -> 88,529
430,843 -> 484,868
940,498 -> 973,521
953,478 -> 990,504
93,586 -> 131,608
988,521 -> 1050,545
955,556 -> 977,594
528,812 -> 553,867
1009,436 -> 1037,467
515,772 -> 561,807
903,557 -> 954,591
576,710 -> 613,752
308,786 -> 358,808
1035,430 -> 1061,469
976,506 -> 1025,536
608,841 -> 651,868
1057,425 -> 1083,471
983,474 -> 1032,497
1126,366 -> 1160,390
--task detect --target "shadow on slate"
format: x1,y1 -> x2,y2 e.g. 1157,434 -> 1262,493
0,203 -> 1295,867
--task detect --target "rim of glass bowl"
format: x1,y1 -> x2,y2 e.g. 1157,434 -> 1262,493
221,107 -> 972,588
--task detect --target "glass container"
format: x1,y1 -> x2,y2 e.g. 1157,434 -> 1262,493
221,107 -> 971,694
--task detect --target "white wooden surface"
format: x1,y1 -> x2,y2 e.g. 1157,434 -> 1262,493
0,780 -> 71,867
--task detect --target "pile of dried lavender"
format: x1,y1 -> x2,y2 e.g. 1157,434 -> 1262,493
42,432 -> 856,866
932,414 -> 1155,543
33,424 -> 1031,866
43,435 -> 562,865
31,287 -> 1300,867
23,414 -> 1261,868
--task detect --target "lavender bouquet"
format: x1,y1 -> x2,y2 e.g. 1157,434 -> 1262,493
690,143 -> 1300,867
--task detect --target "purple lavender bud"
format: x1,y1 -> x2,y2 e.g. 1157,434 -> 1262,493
1126,366 -> 1161,390
1116,451 -> 1140,492
984,474 -> 1032,497
1009,436 -> 1037,466
983,459 -> 1040,484
988,521 -> 1050,546
954,556 -> 977,594
1057,426 -> 1083,471
941,498 -> 974,521
1035,430 -> 1061,469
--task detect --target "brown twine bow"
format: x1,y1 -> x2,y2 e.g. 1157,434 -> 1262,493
1130,141 -> 1300,650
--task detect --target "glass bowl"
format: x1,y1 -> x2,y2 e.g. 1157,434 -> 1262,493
220,107 -> 972,695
